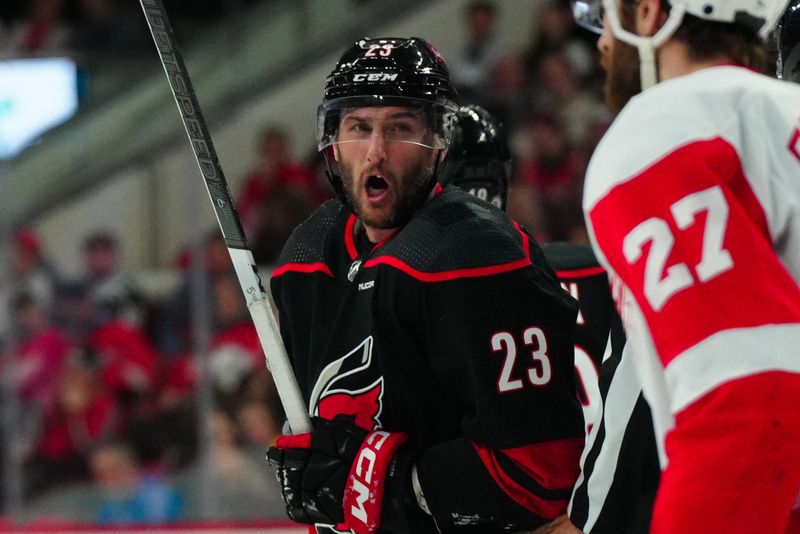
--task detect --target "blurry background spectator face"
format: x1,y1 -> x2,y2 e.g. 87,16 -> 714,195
537,2 -> 574,45
90,443 -> 139,494
213,274 -> 246,327
204,232 -> 232,275
259,128 -> 291,175
57,361 -> 99,414
528,112 -> 568,162
236,400 -> 279,447
89,441 -> 185,524
467,1 -> 495,41
84,232 -> 119,280
12,293 -> 44,337
539,51 -> 575,93
13,230 -> 42,274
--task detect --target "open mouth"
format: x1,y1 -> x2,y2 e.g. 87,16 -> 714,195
366,175 -> 389,198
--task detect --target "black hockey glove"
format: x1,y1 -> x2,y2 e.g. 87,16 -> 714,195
267,416 -> 412,534
267,416 -> 368,526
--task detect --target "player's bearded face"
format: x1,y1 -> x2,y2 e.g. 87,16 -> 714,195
599,3 -> 642,113
335,106 -> 437,234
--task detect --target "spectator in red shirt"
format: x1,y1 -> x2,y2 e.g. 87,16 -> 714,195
236,126 -> 328,264
2,0 -> 72,55
207,274 -> 267,405
89,318 -> 159,405
517,111 -> 583,241
27,355 -> 124,497
11,293 -> 72,417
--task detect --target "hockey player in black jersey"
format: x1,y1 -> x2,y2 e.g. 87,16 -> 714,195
438,104 -> 511,211
265,38 -> 585,534
440,104 -> 660,534
778,0 -> 800,83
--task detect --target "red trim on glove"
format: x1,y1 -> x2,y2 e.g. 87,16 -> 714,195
275,433 -> 312,449
343,430 -> 408,534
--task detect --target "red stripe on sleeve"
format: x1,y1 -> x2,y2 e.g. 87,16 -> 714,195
272,262 -> 333,278
556,266 -> 607,279
472,438 -> 583,519
589,138 -> 800,366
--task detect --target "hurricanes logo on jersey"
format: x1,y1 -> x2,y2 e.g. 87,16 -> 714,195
309,336 -> 384,431
348,260 -> 362,282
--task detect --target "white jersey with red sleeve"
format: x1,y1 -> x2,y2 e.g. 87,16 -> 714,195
583,65 -> 800,534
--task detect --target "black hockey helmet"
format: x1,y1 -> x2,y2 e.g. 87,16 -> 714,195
777,0 -> 800,82
439,105 -> 511,211
317,37 -> 458,203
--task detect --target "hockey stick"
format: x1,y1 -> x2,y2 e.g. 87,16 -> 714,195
139,0 -> 310,434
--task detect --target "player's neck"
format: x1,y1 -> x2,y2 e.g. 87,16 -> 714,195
658,40 -> 735,82
364,225 -> 396,244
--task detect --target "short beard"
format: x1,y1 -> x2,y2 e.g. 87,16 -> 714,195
603,1 -> 644,114
341,156 -> 436,231
604,38 -> 642,113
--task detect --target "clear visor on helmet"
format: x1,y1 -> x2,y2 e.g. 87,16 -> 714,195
317,96 -> 456,151
571,0 -> 604,34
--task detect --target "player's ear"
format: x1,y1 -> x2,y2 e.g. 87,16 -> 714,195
636,0 -> 665,36
332,144 -> 341,163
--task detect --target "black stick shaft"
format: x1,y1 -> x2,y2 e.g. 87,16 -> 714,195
140,0 -> 246,247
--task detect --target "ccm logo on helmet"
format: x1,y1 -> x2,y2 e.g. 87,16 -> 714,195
353,73 -> 399,82
349,430 -> 390,523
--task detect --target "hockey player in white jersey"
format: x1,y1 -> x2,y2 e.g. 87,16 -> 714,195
572,0 -> 800,532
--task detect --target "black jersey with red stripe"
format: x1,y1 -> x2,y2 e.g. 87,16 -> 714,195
271,188 -> 584,533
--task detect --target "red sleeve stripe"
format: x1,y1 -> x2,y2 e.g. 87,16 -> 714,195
556,266 -> 607,279
472,439 -> 583,519
271,262 -> 333,278
363,255 -> 530,282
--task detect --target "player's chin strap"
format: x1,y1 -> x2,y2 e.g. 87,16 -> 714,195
604,0 -> 686,89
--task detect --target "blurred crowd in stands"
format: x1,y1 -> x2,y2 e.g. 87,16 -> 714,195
0,0 -> 612,526
0,0 -> 260,58
1,225 -> 284,524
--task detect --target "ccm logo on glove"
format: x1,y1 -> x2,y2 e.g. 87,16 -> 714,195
344,430 -> 408,534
